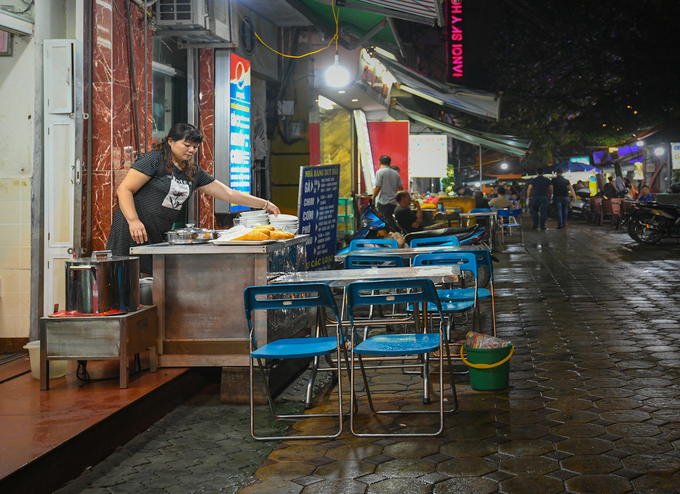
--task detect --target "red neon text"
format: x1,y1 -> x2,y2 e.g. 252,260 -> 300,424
450,1 -> 463,78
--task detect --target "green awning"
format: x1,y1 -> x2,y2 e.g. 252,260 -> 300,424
398,105 -> 531,157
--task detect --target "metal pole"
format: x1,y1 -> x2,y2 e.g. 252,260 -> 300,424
479,146 -> 482,184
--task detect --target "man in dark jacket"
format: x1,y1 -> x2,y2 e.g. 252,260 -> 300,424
527,168 -> 553,230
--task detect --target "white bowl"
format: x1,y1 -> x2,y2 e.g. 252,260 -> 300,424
240,209 -> 269,217
269,214 -> 298,221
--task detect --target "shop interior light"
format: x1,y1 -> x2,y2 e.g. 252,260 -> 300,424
609,147 -> 618,153
338,90 -> 346,94
654,147 -> 665,156
317,95 -> 336,111
474,182 -> 481,187
351,98 -> 359,102
636,140 -> 644,147
325,53 -> 350,88
501,162 -> 509,170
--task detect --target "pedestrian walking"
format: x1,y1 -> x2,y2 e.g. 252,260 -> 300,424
527,167 -> 553,230
552,168 -> 576,229
372,155 -> 403,231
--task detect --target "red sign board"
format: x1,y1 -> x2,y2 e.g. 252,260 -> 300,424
448,1 -> 464,80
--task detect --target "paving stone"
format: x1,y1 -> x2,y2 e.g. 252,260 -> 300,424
382,441 -> 439,459
483,470 -> 514,482
622,454 -> 680,475
500,474 -> 564,494
614,437 -> 673,455
314,460 -> 375,480
375,458 -> 435,478
499,439 -> 554,456
433,477 -> 497,494
565,474 -> 633,494
437,458 -> 496,477
418,472 -> 451,485
557,438 -> 614,455
364,454 -> 394,465
561,455 -> 623,474
303,479 -> 367,494
440,439 -> 497,458
632,474 -> 680,493
500,456 -> 559,475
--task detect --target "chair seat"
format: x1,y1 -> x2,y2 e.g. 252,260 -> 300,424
354,333 -> 440,356
406,300 -> 475,313
438,288 -> 491,300
251,337 -> 338,359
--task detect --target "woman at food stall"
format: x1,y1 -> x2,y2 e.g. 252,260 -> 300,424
106,123 -> 280,275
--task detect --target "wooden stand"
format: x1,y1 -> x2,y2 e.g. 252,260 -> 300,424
39,306 -> 159,390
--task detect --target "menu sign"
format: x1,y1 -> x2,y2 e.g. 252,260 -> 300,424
229,53 -> 251,212
672,143 -> 680,170
298,165 -> 341,271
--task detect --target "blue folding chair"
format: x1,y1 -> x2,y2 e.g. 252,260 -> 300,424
244,283 -> 349,440
497,208 -> 524,244
346,278 -> 458,437
410,235 -> 461,248
343,254 -> 405,269
469,208 -> 492,213
349,238 -> 398,250
437,249 -> 497,336
411,252 -> 480,338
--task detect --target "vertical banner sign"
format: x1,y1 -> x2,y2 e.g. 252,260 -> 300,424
298,164 -> 341,271
447,1 -> 464,81
229,53 -> 251,212
672,143 -> 680,170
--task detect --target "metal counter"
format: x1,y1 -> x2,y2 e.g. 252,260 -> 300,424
131,236 -> 309,368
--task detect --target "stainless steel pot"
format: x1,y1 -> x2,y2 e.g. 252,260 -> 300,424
65,250 -> 140,314
166,223 -> 215,245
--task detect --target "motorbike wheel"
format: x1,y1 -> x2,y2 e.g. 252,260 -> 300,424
628,214 -> 667,244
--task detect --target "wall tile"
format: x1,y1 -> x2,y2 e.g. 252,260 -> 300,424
0,269 -> 21,291
91,170 -> 113,253
20,246 -> 30,270
20,201 -> 30,225
0,179 -> 21,201
0,201 -> 21,224
93,0 -> 113,84
0,246 -> 21,270
19,269 -> 30,292
0,292 -> 22,315
0,314 -> 22,338
92,82 -> 112,172
0,226 -> 21,247
20,225 -> 30,247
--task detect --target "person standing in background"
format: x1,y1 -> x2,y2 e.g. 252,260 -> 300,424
527,167 -> 553,230
551,168 -> 576,229
372,155 -> 403,231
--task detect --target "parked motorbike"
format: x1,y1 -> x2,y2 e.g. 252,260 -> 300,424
621,201 -> 680,244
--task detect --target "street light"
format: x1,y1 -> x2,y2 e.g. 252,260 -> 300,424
654,146 -> 665,156
501,162 -> 509,170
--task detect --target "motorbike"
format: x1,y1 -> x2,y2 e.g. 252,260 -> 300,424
337,203 -> 488,255
621,201 -> 680,244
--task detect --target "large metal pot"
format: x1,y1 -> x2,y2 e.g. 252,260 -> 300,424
65,250 -> 140,314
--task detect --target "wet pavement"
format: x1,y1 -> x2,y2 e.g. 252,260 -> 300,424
56,221 -> 680,493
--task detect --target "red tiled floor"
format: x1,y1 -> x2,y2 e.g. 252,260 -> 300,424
0,353 -> 188,484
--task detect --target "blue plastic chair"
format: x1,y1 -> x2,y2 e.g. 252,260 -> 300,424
469,208 -> 492,213
343,254 -> 405,269
434,249 -> 497,336
349,238 -> 398,251
244,283 -> 349,440
497,208 -> 524,244
410,235 -> 461,248
346,278 -> 458,437
410,253 -> 479,337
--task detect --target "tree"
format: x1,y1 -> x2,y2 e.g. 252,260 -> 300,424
475,0 -> 680,169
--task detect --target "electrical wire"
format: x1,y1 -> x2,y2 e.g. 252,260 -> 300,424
239,1 -> 340,59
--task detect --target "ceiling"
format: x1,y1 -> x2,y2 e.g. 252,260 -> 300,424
318,83 -> 386,112
241,0 -> 313,27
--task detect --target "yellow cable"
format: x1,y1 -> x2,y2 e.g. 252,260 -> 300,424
238,1 -> 340,59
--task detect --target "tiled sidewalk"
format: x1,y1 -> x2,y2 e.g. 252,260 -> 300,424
57,223 -> 680,493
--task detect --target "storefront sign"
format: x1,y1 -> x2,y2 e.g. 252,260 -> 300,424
672,142 -> 680,170
298,164 -> 341,271
448,1 -> 464,79
409,135 -> 447,178
229,53 -> 251,212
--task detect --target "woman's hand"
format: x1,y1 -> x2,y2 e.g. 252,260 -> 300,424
265,201 -> 280,217
128,219 -> 148,244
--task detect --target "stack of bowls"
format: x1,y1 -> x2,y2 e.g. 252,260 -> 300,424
268,214 -> 299,234
237,209 -> 269,228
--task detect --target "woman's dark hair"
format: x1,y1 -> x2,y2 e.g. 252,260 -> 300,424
153,123 -> 203,180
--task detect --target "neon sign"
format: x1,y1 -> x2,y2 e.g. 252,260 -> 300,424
229,53 -> 251,212
450,1 -> 463,78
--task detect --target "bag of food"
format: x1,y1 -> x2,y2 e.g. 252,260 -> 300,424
466,332 -> 510,349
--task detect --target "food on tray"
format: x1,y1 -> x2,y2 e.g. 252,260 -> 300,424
269,230 -> 295,240
233,230 -> 270,241
253,225 -> 275,231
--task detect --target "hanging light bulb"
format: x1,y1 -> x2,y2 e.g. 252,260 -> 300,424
501,162 -> 509,170
325,52 -> 350,87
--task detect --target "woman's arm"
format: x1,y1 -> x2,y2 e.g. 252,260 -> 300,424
199,180 -> 280,216
117,169 -> 152,243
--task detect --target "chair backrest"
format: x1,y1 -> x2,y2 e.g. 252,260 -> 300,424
412,252 -> 478,278
349,238 -> 398,250
497,208 -> 522,218
344,254 -> 405,269
345,278 -> 443,324
602,199 -> 613,214
243,283 -> 343,344
410,235 -> 461,248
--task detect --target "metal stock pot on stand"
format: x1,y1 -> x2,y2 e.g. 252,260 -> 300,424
65,250 -> 140,314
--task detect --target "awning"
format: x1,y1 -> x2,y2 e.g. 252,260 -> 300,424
376,53 -> 502,121
397,105 -> 531,157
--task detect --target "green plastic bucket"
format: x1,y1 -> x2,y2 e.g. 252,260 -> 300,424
461,344 -> 514,391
